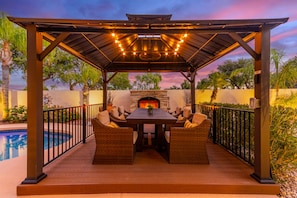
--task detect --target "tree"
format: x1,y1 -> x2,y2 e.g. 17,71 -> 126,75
196,71 -> 227,103
52,50 -> 82,90
132,73 -> 162,90
274,56 -> 297,89
108,72 -> 131,90
218,59 -> 253,89
17,46 -> 80,90
78,62 -> 101,104
196,78 -> 211,89
270,48 -> 285,97
0,12 -> 26,118
181,79 -> 190,89
230,59 -> 254,89
167,85 -> 180,90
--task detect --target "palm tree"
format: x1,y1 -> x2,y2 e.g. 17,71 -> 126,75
208,72 -> 227,103
277,56 -> 297,89
270,48 -> 285,98
230,59 -> 254,89
0,12 -> 26,119
197,71 -> 227,103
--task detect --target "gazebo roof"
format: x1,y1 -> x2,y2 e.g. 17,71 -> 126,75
8,14 -> 288,73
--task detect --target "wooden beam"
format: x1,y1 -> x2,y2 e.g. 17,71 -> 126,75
251,26 -> 274,184
187,34 -> 217,62
41,32 -> 102,70
196,33 -> 256,70
180,71 -> 192,83
39,32 -> 70,60
228,32 -> 260,60
106,72 -> 118,83
82,33 -> 112,63
22,24 -> 47,184
36,27 -> 263,34
106,62 -> 189,72
8,16 -> 288,28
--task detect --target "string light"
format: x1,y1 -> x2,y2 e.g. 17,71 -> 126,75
111,32 -> 188,57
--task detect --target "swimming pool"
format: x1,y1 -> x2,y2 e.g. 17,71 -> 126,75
0,129 -> 72,162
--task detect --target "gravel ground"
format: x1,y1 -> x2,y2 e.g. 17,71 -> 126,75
277,169 -> 297,198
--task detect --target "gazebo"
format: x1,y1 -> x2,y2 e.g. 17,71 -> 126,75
9,14 -> 288,192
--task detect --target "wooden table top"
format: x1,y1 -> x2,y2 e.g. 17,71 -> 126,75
126,108 -> 177,124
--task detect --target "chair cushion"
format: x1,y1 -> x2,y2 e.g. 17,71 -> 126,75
176,107 -> 182,114
177,114 -> 184,120
107,121 -> 119,128
97,110 -> 110,126
133,131 -> 138,144
99,106 -> 104,112
165,131 -> 170,143
183,107 -> 191,118
184,119 -> 198,128
192,113 -> 207,126
119,114 -> 126,120
111,106 -> 120,118
118,105 -> 125,115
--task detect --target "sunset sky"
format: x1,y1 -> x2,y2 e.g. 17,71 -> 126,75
1,0 -> 297,90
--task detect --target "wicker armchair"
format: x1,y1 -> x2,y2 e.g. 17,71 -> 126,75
91,118 -> 137,164
109,112 -> 137,130
165,119 -> 211,164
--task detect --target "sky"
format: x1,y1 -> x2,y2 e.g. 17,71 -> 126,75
1,0 -> 297,90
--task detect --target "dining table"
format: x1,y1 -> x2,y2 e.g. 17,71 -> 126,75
126,108 -> 177,151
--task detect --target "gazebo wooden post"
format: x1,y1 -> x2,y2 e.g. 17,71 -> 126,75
102,70 -> 107,110
190,71 -> 196,113
22,24 -> 47,184
251,26 -> 274,183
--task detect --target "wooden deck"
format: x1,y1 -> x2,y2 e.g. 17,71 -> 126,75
17,136 -> 280,196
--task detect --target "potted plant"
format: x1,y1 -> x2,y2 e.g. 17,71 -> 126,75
147,104 -> 153,115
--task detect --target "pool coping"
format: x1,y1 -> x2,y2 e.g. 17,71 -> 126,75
0,123 -> 27,131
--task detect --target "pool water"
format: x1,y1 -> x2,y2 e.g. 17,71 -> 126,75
0,129 -> 72,162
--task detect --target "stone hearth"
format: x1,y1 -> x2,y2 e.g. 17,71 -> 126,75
130,90 -> 169,112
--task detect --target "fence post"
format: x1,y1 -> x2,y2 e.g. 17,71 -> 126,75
212,105 -> 217,144
82,104 -> 86,143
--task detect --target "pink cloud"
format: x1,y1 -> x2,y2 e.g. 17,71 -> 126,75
272,28 -> 297,42
209,0 -> 293,19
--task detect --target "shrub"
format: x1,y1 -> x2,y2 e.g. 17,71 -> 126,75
270,106 -> 297,181
43,107 -> 81,123
5,105 -> 27,123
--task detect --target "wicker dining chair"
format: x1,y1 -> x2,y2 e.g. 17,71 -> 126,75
165,118 -> 211,164
91,118 -> 137,164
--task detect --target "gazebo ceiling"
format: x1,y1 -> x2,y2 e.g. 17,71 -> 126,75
8,14 -> 288,73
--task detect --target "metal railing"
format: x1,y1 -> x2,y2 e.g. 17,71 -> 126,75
197,104 -> 255,166
43,104 -> 101,166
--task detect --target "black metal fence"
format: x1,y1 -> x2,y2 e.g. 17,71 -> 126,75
197,104 -> 255,166
43,104 -> 101,166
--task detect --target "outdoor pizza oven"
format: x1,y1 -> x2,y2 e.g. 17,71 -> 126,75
138,97 -> 160,109
129,90 -> 169,112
